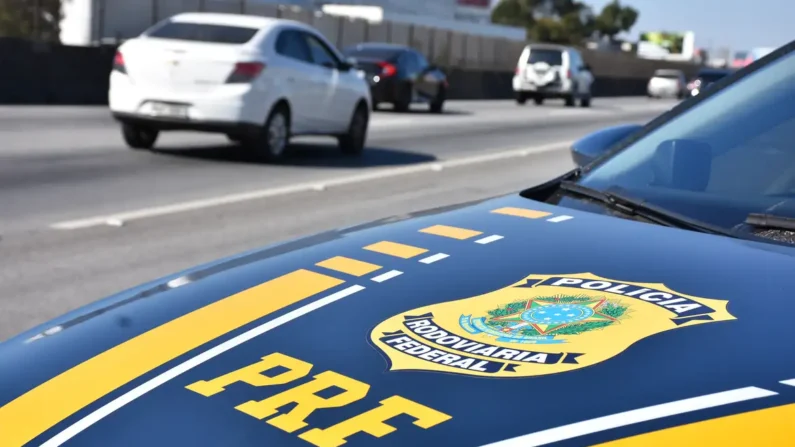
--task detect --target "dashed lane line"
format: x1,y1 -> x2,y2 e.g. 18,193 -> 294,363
49,141 -> 573,230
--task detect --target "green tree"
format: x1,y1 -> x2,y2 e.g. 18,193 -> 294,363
491,0 -> 597,45
595,0 -> 638,41
0,0 -> 62,42
490,0 -> 539,29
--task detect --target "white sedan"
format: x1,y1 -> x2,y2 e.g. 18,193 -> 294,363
108,12 -> 372,160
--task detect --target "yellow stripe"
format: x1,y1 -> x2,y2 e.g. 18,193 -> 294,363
364,241 -> 428,259
491,207 -> 552,219
316,256 -> 381,277
596,403 -> 795,446
419,224 -> 483,240
0,269 -> 343,447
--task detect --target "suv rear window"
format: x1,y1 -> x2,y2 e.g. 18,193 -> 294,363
528,49 -> 563,65
654,71 -> 681,79
145,21 -> 259,44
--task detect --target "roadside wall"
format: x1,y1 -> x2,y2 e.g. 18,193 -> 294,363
0,5 -> 702,104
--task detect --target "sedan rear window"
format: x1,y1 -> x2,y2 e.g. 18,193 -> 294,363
145,21 -> 259,44
342,46 -> 401,61
528,49 -> 563,65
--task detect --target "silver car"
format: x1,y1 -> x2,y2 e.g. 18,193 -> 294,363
647,69 -> 687,99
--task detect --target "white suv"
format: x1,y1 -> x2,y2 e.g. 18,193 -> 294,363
109,13 -> 372,161
512,44 -> 594,107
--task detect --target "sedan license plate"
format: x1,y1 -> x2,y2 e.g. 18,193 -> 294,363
151,102 -> 188,119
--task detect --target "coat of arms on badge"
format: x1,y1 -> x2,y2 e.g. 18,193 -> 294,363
370,273 -> 735,378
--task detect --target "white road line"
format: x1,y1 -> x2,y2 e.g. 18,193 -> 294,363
483,386 -> 777,447
49,141 -> 572,230
780,379 -> 795,386
547,215 -> 574,223
371,270 -> 403,283
39,284 -> 366,447
419,253 -> 449,264
475,235 -> 504,245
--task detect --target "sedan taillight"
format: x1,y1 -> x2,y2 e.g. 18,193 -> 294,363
376,61 -> 397,77
226,62 -> 265,83
112,51 -> 126,74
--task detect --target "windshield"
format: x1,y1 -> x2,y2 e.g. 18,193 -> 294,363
697,71 -> 730,83
578,45 -> 795,233
528,49 -> 563,65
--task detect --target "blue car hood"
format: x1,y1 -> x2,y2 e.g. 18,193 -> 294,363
2,194 -> 794,447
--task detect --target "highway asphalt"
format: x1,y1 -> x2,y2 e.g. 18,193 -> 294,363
0,97 -> 677,341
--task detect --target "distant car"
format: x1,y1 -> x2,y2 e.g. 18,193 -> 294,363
687,68 -> 733,97
647,69 -> 686,99
108,13 -> 372,160
342,43 -> 448,113
513,43 -> 594,107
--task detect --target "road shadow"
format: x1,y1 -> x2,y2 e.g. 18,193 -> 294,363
151,142 -> 436,168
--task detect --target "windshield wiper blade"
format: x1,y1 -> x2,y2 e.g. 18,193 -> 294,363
558,181 -> 737,237
745,213 -> 795,231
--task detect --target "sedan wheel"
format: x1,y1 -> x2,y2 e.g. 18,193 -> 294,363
339,105 -> 369,155
245,105 -> 290,162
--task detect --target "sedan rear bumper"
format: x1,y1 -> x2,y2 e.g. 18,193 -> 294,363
112,112 -> 261,137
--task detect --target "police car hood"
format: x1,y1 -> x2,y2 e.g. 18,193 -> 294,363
2,194 -> 794,447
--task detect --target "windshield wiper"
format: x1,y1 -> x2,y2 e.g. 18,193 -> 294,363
745,213 -> 795,231
558,181 -> 738,238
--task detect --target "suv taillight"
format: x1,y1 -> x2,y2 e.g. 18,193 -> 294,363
113,51 -> 126,74
226,62 -> 265,83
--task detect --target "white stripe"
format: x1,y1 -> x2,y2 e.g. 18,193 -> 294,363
371,270 -> 403,283
475,235 -> 504,245
49,141 -> 572,230
419,253 -> 449,264
780,379 -> 795,386
40,285 -> 366,447
547,215 -> 574,223
483,386 -> 776,447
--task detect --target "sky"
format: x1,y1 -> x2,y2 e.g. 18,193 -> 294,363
492,0 -> 793,51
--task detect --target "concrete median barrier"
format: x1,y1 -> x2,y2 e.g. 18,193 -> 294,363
0,37 -> 696,105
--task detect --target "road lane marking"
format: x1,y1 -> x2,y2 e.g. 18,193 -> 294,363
38,284 -> 366,447
316,256 -> 381,277
475,235 -> 504,244
0,269 -> 344,447
364,241 -> 428,259
780,378 -> 795,386
483,386 -> 778,447
419,253 -> 449,264
594,403 -> 795,446
491,207 -> 552,219
371,270 -> 403,283
49,141 -> 573,230
547,215 -> 574,223
419,224 -> 483,240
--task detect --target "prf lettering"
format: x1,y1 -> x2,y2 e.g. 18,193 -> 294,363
185,352 -> 451,447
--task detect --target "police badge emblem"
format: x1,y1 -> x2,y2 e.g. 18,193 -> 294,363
370,273 -> 735,378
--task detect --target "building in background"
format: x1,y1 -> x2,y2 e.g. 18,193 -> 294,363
315,0 -> 491,23
636,31 -> 696,62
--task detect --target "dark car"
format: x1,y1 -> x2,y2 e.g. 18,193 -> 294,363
4,41 -> 795,447
686,68 -> 733,97
342,42 -> 448,113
